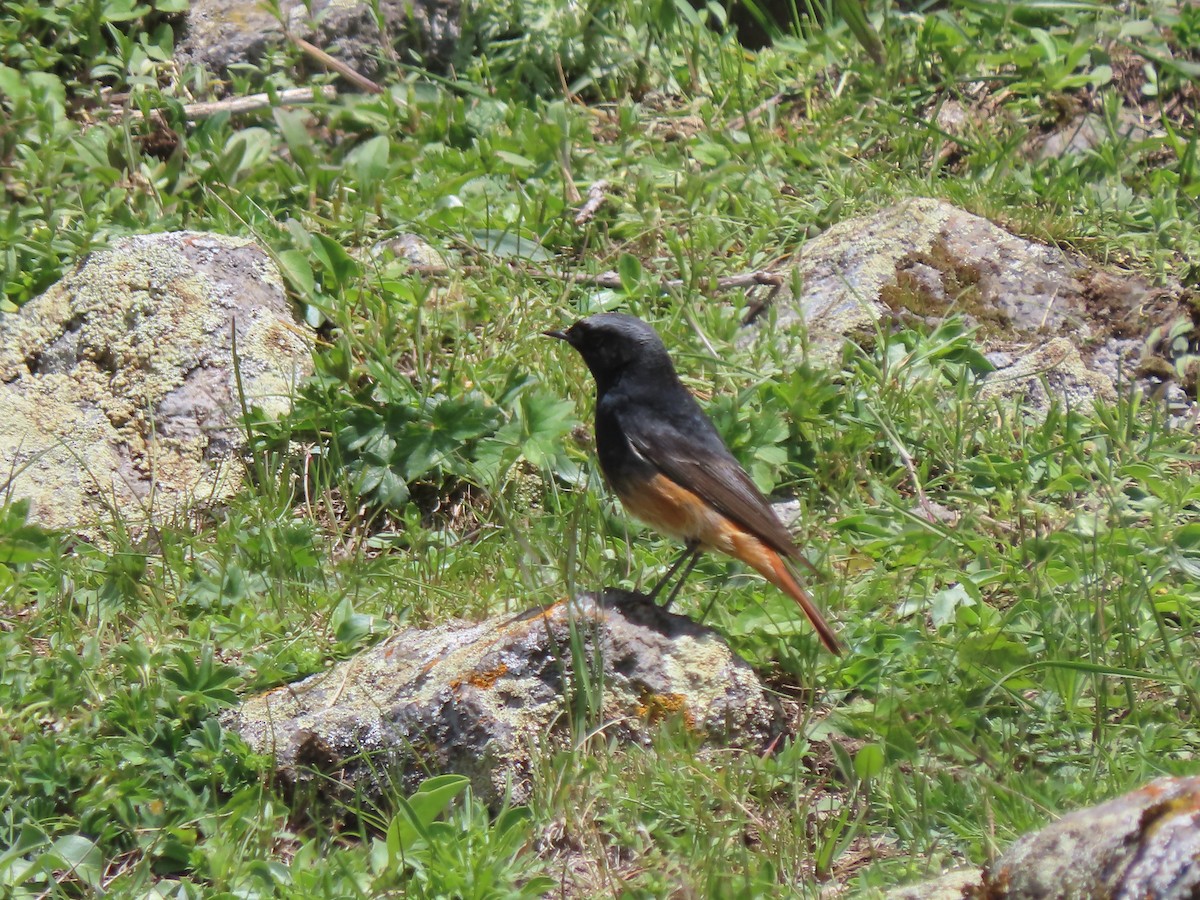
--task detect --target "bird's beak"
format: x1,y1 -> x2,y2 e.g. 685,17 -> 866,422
543,328 -> 569,341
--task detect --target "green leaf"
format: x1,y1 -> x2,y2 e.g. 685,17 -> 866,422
395,427 -> 441,480
853,743 -> 885,780
277,249 -> 315,298
385,808 -> 418,862
495,150 -> 537,172
1088,63 -> 1113,87
0,826 -> 48,887
0,501 -> 56,565
311,234 -> 359,290
469,229 -> 552,261
373,467 -> 410,507
406,775 -> 470,825
0,64 -> 28,104
1029,27 -> 1060,63
220,127 -> 273,181
430,393 -> 502,441
389,775 -> 470,851
617,253 -> 643,293
41,835 -> 103,889
18,72 -> 67,122
957,633 -> 1033,677
331,596 -> 382,646
930,582 -> 976,629
274,108 -> 315,167
102,0 -> 151,22
1173,523 -> 1200,550
350,135 -> 391,187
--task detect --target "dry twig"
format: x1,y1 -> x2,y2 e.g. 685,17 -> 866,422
574,180 -> 610,226
289,35 -> 383,94
113,86 -> 338,123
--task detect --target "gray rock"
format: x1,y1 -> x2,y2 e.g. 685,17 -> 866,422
371,233 -> 448,268
751,198 -> 1195,419
883,867 -> 982,900
1034,110 -> 1160,161
226,590 -> 786,805
177,0 -> 462,81
881,779 -> 1200,898
981,775 -> 1200,899
978,337 -> 1118,417
0,232 -> 312,535
760,198 -> 1098,365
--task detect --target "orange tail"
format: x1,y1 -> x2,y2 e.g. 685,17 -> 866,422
755,546 -> 843,655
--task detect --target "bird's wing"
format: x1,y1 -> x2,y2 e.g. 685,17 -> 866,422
619,405 -> 804,561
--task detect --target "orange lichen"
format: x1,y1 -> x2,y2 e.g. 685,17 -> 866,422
636,691 -> 694,726
466,662 -> 509,690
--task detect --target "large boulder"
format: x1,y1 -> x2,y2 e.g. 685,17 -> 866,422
0,232 -> 312,536
760,199 -> 1189,416
177,0 -> 462,82
227,590 -> 787,805
766,197 -> 1097,358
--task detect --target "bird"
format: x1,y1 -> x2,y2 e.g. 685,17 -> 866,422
546,312 -> 842,654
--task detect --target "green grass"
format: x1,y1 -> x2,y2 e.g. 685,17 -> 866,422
2,0 -> 1200,895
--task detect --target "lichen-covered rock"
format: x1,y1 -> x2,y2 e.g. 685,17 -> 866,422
979,337 -> 1118,416
979,776 -> 1200,899
882,779 -> 1200,899
0,232 -> 312,535
884,868 -> 983,900
757,199 -> 1186,374
764,198 -> 1095,361
371,233 -> 448,268
177,0 -> 461,82
226,590 -> 786,805
746,198 -> 1197,416
1032,110 -> 1159,162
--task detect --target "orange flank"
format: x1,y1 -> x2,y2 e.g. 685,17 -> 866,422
616,473 -> 843,655
617,473 -> 727,544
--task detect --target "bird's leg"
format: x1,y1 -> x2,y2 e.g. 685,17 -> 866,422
645,540 -> 701,606
661,546 -> 703,610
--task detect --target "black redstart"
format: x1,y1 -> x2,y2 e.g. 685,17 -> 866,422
547,312 -> 842,654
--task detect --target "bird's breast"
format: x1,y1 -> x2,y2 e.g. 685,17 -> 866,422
594,403 -> 656,486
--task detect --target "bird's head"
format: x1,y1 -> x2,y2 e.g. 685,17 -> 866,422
545,313 -> 671,391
